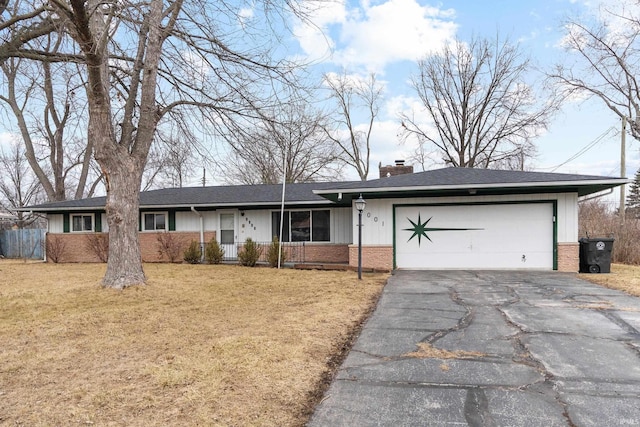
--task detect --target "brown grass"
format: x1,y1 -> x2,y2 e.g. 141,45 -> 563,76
403,342 -> 486,359
578,263 -> 640,297
0,261 -> 387,426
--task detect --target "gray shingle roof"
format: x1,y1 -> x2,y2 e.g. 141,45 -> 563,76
25,167 -> 629,212
321,167 -> 628,189
313,167 -> 629,199
26,181 -> 351,211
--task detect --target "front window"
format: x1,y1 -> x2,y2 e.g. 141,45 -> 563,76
143,213 -> 167,231
312,210 -> 330,242
71,214 -> 93,232
272,210 -> 330,242
291,211 -> 310,241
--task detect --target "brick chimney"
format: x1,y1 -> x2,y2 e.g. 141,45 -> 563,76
379,160 -> 413,178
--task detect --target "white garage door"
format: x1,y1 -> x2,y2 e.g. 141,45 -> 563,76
395,203 -> 554,269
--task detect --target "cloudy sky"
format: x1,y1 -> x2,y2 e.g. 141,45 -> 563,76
292,0 -> 640,188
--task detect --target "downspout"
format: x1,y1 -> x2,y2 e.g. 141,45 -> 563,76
191,206 -> 205,262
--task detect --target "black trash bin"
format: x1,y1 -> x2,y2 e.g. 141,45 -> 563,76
578,237 -> 614,273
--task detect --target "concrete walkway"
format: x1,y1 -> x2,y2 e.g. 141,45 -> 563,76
309,270 -> 640,426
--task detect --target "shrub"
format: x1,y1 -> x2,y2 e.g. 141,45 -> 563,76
183,240 -> 202,264
156,232 -> 185,263
238,238 -> 262,267
45,234 -> 66,263
205,237 -> 225,264
85,234 -> 109,262
266,236 -> 287,268
579,199 -> 640,265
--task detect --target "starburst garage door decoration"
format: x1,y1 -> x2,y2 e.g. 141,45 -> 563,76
404,213 -> 483,246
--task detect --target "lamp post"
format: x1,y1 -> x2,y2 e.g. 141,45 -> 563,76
355,194 -> 366,280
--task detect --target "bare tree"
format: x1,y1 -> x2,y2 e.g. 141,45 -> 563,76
323,72 -> 383,181
0,2 -> 60,66
222,100 -> 341,184
0,141 -> 45,228
158,136 -> 195,188
0,55 -> 96,201
400,35 -> 558,169
141,132 -> 196,190
550,3 -> 640,140
490,145 -> 538,171
1,0 -> 316,288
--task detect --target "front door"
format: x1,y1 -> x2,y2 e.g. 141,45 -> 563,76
219,212 -> 237,260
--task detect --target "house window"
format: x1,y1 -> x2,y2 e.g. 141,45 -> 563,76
312,210 -> 330,242
143,212 -> 167,231
71,214 -> 94,232
291,211 -> 310,241
271,210 -> 330,242
219,213 -> 235,244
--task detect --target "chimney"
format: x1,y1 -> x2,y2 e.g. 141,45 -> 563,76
379,160 -> 413,178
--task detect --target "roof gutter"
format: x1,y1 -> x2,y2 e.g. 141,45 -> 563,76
23,199 -> 335,213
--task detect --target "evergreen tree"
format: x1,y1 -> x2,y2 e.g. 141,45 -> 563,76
627,169 -> 640,218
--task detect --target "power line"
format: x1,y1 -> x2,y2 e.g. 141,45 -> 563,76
539,126 -> 617,172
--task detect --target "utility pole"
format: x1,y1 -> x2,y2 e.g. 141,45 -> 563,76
620,116 -> 627,223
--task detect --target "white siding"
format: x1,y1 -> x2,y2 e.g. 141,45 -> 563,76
239,210 -> 272,242
332,207 -> 352,244
556,193 -> 578,242
101,213 -> 108,232
354,193 -> 579,246
48,214 -> 63,233
353,201 -> 392,245
175,210 -> 217,232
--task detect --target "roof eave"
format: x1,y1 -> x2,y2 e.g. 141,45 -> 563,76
313,179 -> 630,200
22,199 -> 336,213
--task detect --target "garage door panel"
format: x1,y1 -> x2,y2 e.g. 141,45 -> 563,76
395,204 -> 553,269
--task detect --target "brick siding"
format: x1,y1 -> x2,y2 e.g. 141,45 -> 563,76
348,245 -> 393,271
302,244 -> 349,264
46,232 -> 350,264
557,242 -> 579,272
139,232 -> 216,262
46,232 -> 216,263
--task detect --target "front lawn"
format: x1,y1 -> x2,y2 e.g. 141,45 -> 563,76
0,261 -> 386,426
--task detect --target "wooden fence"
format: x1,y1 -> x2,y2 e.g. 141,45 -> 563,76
0,229 -> 46,259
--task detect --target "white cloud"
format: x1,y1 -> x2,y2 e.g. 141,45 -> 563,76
0,132 -> 16,148
294,0 -> 348,62
295,0 -> 457,73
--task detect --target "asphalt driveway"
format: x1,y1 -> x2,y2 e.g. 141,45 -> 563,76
308,270 -> 640,426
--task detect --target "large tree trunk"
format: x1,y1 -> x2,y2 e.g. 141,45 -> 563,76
74,0 -> 162,289
102,161 -> 146,289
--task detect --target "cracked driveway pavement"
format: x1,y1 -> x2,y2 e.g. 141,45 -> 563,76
308,271 -> 640,426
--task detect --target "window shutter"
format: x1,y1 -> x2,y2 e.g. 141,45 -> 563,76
169,211 -> 176,231
95,213 -> 102,232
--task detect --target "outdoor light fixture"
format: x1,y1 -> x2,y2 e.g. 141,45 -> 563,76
355,194 -> 366,212
355,194 -> 366,280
